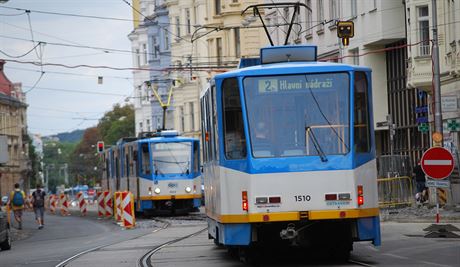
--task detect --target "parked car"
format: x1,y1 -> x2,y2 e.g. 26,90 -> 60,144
0,208 -> 11,250
1,196 -> 8,206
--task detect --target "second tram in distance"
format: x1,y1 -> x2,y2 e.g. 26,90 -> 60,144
101,130 -> 202,215
200,45 -> 381,259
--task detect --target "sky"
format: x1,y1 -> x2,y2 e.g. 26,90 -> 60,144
0,0 -> 136,136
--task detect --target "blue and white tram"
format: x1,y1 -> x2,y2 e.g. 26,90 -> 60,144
200,45 -> 380,258
102,131 -> 202,215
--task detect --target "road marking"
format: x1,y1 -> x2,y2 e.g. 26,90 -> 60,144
382,253 -> 409,260
417,261 -> 452,267
348,259 -> 376,267
424,160 -> 452,165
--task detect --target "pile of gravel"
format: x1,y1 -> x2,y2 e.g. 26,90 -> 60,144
380,205 -> 460,222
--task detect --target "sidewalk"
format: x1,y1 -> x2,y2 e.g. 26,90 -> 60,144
380,205 -> 460,223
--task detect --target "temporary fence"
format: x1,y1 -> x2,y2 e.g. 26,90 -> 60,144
377,155 -> 413,178
59,193 -> 70,216
49,194 -> 57,214
377,176 -> 414,208
121,191 -> 135,229
114,192 -> 122,222
97,191 -> 105,218
104,191 -> 113,218
76,191 -> 87,216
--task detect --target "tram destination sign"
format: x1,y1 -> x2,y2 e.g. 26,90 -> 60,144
421,147 -> 455,180
257,76 -> 334,94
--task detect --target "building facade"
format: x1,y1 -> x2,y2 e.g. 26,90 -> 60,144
129,0 -> 155,135
146,0 -> 174,131
0,60 -> 30,197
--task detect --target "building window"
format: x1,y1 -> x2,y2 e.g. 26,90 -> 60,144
135,48 -> 140,67
216,37 -> 222,66
185,8 -> 191,35
417,6 -> 430,56
175,16 -> 181,39
351,0 -> 357,18
234,28 -> 241,58
164,29 -> 170,50
189,102 -> 195,131
152,37 -> 158,58
215,0 -> 221,15
329,0 -> 339,21
317,0 -> 324,31
306,0 -> 313,36
142,43 -> 147,65
180,106 -> 185,132
350,48 -> 359,65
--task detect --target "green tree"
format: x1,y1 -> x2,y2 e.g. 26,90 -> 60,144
28,139 -> 41,188
68,127 -> 102,186
43,141 -> 76,193
98,104 -> 135,145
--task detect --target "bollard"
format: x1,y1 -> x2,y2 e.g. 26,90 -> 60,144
121,191 -> 135,229
97,191 -> 105,218
77,191 -> 87,216
104,191 -> 113,218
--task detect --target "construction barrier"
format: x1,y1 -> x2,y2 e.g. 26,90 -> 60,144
377,176 -> 413,208
97,191 -> 105,218
121,191 -> 135,229
77,191 -> 87,216
49,195 -> 57,214
59,193 -> 70,216
114,192 -> 122,222
104,191 -> 113,218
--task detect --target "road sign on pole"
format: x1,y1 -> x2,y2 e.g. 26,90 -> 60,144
418,123 -> 429,133
421,147 -> 454,180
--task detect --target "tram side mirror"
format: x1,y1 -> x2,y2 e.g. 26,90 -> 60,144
141,144 -> 149,153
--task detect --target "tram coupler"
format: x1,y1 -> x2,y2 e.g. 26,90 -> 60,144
280,223 -> 298,240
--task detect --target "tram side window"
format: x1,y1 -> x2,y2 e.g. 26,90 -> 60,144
222,78 -> 247,160
354,72 -> 370,153
140,143 -> 151,175
193,140 -> 199,172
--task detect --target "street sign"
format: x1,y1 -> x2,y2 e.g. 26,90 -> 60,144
376,121 -> 388,127
446,119 -> 460,132
421,147 -> 455,180
416,117 -> 428,123
418,123 -> 429,133
425,179 -> 450,188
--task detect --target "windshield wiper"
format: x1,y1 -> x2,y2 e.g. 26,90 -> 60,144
306,125 -> 328,162
304,75 -> 350,152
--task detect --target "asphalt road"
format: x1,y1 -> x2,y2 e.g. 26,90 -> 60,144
0,210 -> 154,267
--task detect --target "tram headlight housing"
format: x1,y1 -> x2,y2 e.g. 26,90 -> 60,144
154,187 -> 161,194
185,186 -> 192,193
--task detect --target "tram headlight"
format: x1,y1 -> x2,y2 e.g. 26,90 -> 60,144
154,188 -> 161,194
185,186 -> 192,193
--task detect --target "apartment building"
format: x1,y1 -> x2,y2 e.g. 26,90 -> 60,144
129,0 -> 154,135
0,60 -> 30,197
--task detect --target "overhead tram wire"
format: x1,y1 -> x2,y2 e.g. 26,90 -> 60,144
0,42 -> 41,58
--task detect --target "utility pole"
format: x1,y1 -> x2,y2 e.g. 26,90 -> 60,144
431,0 -> 443,145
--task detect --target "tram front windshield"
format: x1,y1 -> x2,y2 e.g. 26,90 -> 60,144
243,73 -> 349,158
151,142 -> 191,175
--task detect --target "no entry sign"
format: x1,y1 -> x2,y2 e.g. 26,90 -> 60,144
421,147 -> 454,180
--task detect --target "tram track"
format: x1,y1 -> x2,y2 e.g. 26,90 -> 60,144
137,227 -> 207,267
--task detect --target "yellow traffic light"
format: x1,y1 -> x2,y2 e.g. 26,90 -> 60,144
337,21 -> 354,47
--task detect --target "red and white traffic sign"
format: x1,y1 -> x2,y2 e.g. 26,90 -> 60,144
421,147 -> 454,180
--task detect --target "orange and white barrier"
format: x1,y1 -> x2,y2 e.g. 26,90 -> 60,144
114,192 -> 122,222
97,192 -> 105,218
49,195 -> 57,214
121,191 -> 135,229
104,191 -> 113,218
76,191 -> 87,216
59,193 -> 70,216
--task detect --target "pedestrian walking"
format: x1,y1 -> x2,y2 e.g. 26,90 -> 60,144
413,161 -> 428,203
32,184 -> 46,229
8,183 -> 26,230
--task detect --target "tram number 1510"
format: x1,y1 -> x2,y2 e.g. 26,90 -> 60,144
294,195 -> 311,202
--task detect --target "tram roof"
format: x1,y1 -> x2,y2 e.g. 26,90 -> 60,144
215,61 -> 371,80
137,135 -> 198,143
